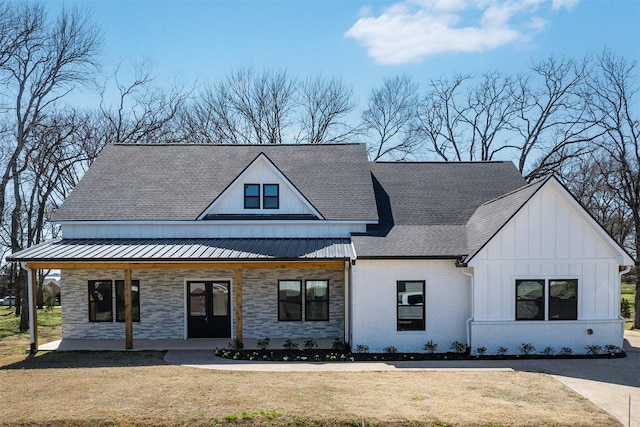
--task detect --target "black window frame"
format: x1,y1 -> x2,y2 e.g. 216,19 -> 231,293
244,183 -> 260,209
115,280 -> 141,322
278,280 -> 302,321
396,280 -> 425,331
549,279 -> 578,321
516,279 -> 545,321
262,184 -> 279,209
88,280 -> 113,322
305,279 -> 329,321
515,279 -> 578,321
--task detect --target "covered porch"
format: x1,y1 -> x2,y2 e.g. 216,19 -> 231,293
8,238 -> 355,352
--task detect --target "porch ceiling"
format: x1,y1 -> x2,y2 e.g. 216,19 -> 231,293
8,238 -> 355,264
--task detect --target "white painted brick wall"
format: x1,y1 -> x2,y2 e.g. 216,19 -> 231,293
470,320 -> 624,355
351,259 -> 470,353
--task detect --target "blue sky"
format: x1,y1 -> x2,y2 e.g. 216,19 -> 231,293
61,0 -> 639,108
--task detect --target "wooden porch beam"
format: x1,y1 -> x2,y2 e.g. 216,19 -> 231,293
25,260 -> 346,271
124,268 -> 133,349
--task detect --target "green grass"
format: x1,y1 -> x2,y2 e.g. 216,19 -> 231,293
0,306 -> 61,339
622,282 -> 636,329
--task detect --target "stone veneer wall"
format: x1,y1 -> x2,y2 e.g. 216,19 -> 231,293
242,268 -> 345,339
61,267 -> 344,340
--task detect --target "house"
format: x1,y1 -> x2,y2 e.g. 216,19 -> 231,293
9,143 -> 634,355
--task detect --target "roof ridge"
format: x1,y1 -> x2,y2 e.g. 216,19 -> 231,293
476,177 -> 548,208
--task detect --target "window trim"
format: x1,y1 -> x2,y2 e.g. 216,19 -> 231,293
305,279 -> 329,321
396,280 -> 425,331
515,278 -> 578,321
244,183 -> 260,209
278,280 -> 302,321
262,184 -> 280,210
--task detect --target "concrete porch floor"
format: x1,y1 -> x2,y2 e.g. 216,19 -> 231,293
38,337 -> 340,352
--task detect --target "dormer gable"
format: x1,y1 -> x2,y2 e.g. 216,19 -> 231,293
198,153 -> 323,220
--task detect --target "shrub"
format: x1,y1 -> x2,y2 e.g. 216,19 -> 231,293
332,338 -> 347,351
586,345 -> 602,355
560,347 -> 573,356
605,344 -> 621,353
44,294 -> 57,311
519,343 -> 535,356
383,346 -> 397,354
303,339 -> 318,350
450,341 -> 466,354
257,338 -> 270,350
621,298 -> 632,318
496,346 -> 508,356
542,346 -> 554,356
355,344 -> 370,353
282,339 -> 299,350
423,340 -> 438,354
475,347 -> 486,356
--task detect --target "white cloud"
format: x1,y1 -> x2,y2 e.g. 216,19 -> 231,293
552,0 -> 579,11
344,0 -> 576,64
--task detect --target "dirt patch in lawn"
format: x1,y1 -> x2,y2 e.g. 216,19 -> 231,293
0,351 -> 619,427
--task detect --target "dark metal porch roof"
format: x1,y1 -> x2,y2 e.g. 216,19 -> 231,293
8,238 -> 355,262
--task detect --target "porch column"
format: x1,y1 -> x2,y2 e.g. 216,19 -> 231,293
26,266 -> 38,353
235,268 -> 242,342
124,268 -> 133,349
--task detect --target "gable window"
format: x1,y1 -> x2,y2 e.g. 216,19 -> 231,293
115,280 -> 141,322
516,279 -> 577,321
263,184 -> 279,209
278,280 -> 302,321
305,280 -> 329,321
244,184 -> 260,209
397,281 -> 425,331
89,280 -> 113,322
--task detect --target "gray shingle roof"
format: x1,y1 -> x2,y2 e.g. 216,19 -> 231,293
7,238 -> 355,262
53,143 -> 378,222
353,162 -> 527,258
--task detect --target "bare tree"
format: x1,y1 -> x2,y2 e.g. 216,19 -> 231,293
586,51 -> 639,327
295,76 -> 358,144
363,75 -> 419,161
0,2 -> 101,329
97,59 -> 191,145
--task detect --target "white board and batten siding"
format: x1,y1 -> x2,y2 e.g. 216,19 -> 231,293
351,259 -> 470,353
468,181 -> 630,353
206,157 -> 317,217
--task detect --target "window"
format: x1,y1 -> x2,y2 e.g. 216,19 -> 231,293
549,279 -> 577,320
397,281 -> 425,331
88,280 -> 113,322
263,184 -> 279,209
278,280 -> 302,321
516,279 -> 578,321
516,280 -> 545,320
305,280 -> 329,321
89,279 -> 141,323
244,184 -> 260,209
115,280 -> 141,322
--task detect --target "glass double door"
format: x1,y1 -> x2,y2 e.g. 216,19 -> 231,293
187,281 -> 231,338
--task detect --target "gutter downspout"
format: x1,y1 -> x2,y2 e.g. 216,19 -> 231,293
461,267 -> 474,352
